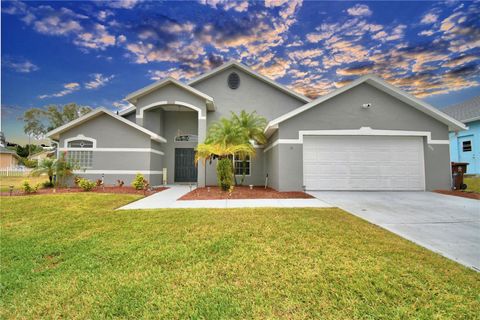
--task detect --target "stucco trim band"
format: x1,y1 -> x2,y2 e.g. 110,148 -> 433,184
137,100 -> 206,120
59,147 -> 165,155
264,127 -> 449,153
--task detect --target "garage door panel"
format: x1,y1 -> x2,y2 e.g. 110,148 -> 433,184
303,136 -> 425,191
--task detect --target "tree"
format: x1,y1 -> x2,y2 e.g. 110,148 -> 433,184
31,158 -> 56,184
20,103 -> 91,139
230,111 -> 267,184
195,111 -> 267,190
15,144 -> 43,158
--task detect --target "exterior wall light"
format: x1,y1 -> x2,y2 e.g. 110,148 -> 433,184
361,103 -> 372,109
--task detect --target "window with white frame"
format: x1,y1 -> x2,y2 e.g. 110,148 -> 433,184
233,155 -> 251,176
66,140 -> 93,168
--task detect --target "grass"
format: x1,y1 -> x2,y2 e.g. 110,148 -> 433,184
1,194 -> 479,319
464,175 -> 480,193
0,175 -> 48,192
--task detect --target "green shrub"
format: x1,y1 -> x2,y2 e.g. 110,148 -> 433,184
22,158 -> 38,168
42,181 -> 55,188
217,158 -> 233,191
132,173 -> 148,190
22,181 -> 39,194
78,178 -> 96,191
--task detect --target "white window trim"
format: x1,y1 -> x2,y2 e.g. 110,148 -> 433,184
59,147 -> 164,156
64,135 -> 97,148
264,127 -> 450,153
233,154 -> 251,177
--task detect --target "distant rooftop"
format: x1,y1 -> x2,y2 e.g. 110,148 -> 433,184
442,96 -> 480,123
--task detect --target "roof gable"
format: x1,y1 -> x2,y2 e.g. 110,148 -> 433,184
188,60 -> 311,104
125,77 -> 214,105
265,74 -> 466,136
46,108 -> 167,143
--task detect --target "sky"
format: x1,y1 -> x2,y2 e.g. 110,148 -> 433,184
1,0 -> 480,145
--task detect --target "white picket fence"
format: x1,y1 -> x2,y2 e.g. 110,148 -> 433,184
0,167 -> 33,177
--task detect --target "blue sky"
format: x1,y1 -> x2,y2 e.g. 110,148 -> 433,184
2,0 -> 480,144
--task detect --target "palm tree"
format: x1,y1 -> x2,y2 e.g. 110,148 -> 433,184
231,111 -> 267,184
231,110 -> 267,145
31,158 -> 56,184
196,111 -> 267,189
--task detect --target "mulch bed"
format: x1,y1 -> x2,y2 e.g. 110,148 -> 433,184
0,186 -> 168,197
179,186 -> 313,200
434,190 -> 480,200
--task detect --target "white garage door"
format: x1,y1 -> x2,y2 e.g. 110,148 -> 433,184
303,136 -> 425,190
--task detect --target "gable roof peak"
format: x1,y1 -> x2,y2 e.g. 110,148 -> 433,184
125,76 -> 213,104
188,60 -> 312,103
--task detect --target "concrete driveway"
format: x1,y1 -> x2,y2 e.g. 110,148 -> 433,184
309,191 -> 480,271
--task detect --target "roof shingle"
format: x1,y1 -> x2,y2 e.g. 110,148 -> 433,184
442,96 -> 480,123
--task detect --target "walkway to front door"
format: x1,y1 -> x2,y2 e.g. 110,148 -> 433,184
118,185 -> 331,210
175,148 -> 197,182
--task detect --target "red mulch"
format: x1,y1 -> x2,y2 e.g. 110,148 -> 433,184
179,186 -> 313,200
434,190 -> 480,200
0,186 -> 168,197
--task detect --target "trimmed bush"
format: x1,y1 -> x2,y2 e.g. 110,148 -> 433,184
42,181 -> 55,188
22,181 -> 39,194
132,173 -> 148,190
78,178 -> 96,191
217,158 -> 233,191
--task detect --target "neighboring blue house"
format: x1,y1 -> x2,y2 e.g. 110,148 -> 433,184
442,96 -> 480,175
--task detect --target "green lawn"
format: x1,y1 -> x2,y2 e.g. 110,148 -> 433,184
464,175 -> 480,193
1,194 -> 479,319
0,175 -> 48,192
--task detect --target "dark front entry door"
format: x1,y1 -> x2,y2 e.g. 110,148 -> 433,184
175,148 -> 197,182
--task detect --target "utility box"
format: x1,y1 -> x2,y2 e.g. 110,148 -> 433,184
451,162 -> 469,190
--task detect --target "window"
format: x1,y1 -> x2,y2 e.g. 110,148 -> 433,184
66,139 -> 93,168
462,140 -> 472,152
67,151 -> 93,168
233,155 -> 250,176
228,72 -> 240,89
67,140 -> 94,148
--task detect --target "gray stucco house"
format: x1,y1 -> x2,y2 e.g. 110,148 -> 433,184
46,61 -> 466,191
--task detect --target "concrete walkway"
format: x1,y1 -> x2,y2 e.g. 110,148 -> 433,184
119,185 -> 332,210
310,191 -> 480,271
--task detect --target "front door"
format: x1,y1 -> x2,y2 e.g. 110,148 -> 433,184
175,148 -> 197,182
458,135 -> 476,174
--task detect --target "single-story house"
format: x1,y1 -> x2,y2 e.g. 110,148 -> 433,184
442,96 -> 480,175
46,60 -> 466,191
0,146 -> 20,169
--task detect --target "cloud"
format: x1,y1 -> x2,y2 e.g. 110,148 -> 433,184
97,10 -> 114,21
32,7 -> 84,36
112,100 -> 134,111
39,82 -> 80,99
4,2 -> 117,52
107,0 -> 142,9
74,23 -> 116,50
3,57 -> 39,73
418,29 -> 435,37
421,12 -> 439,24
85,73 -> 115,89
347,4 -> 372,17
199,0 -> 249,12
254,58 -> 290,79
